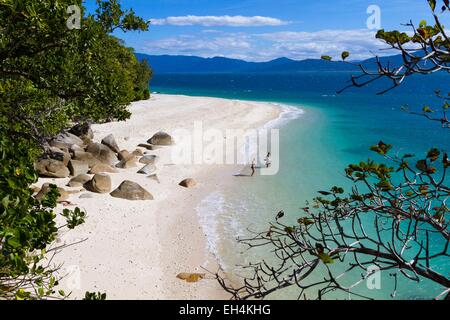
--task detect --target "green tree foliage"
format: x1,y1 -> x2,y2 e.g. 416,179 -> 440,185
0,134 -> 86,299
0,0 -> 151,299
134,59 -> 152,101
0,0 -> 152,144
83,291 -> 107,300
221,1 -> 450,300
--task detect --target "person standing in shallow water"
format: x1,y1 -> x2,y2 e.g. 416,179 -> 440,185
264,152 -> 271,168
251,159 -> 256,176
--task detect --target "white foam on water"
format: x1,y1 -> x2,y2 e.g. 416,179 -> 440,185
196,190 -> 253,271
264,103 -> 305,129
196,191 -> 227,266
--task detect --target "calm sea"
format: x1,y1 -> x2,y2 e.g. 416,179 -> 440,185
151,71 -> 450,300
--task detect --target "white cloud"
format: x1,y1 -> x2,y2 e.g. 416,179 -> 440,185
151,15 -> 288,27
147,34 -> 252,57
254,29 -> 390,61
202,29 -> 222,33
142,29 -> 394,62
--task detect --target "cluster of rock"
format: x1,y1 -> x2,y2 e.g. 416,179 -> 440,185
35,126 -> 196,202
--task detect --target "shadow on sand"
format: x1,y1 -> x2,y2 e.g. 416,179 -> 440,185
234,166 -> 264,177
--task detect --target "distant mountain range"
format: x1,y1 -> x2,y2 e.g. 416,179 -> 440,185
135,53 -> 405,74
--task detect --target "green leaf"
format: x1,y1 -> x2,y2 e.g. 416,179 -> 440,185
416,159 -> 428,172
426,148 -> 440,162
15,289 -> 31,300
428,0 -> 436,11
370,141 -> 392,155
321,55 -> 332,61
341,51 -> 350,61
376,180 -> 394,192
276,210 -> 285,220
331,186 -> 344,194
422,106 -> 434,113
318,252 -> 334,264
443,153 -> 450,168
298,217 -> 314,226
7,237 -> 21,248
284,226 -> 295,234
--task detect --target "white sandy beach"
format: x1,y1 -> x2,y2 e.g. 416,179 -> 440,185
36,94 -> 281,300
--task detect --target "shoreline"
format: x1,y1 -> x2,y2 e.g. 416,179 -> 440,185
41,93 -> 284,299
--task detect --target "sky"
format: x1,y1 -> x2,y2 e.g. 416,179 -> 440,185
85,0 -> 448,62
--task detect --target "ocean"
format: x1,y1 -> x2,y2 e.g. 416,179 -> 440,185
151,71 -> 450,300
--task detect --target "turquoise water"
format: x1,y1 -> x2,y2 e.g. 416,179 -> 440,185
151,72 -> 450,299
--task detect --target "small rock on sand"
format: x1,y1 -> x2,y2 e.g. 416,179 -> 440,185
110,181 -> 153,200
179,178 -> 197,188
139,155 -> 158,165
137,164 -> 157,175
148,131 -> 174,146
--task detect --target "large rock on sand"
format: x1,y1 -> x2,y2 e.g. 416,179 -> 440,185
179,178 -> 197,188
50,132 -> 84,149
68,159 -> 89,176
35,183 -> 72,202
35,159 -> 70,178
90,163 -> 118,174
147,131 -> 174,146
110,181 -> 153,200
67,174 -> 92,188
69,123 -> 94,140
86,142 -> 118,165
69,144 -> 85,154
49,146 -> 71,166
85,174 -> 112,193
101,134 -> 120,153
72,151 -> 101,168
